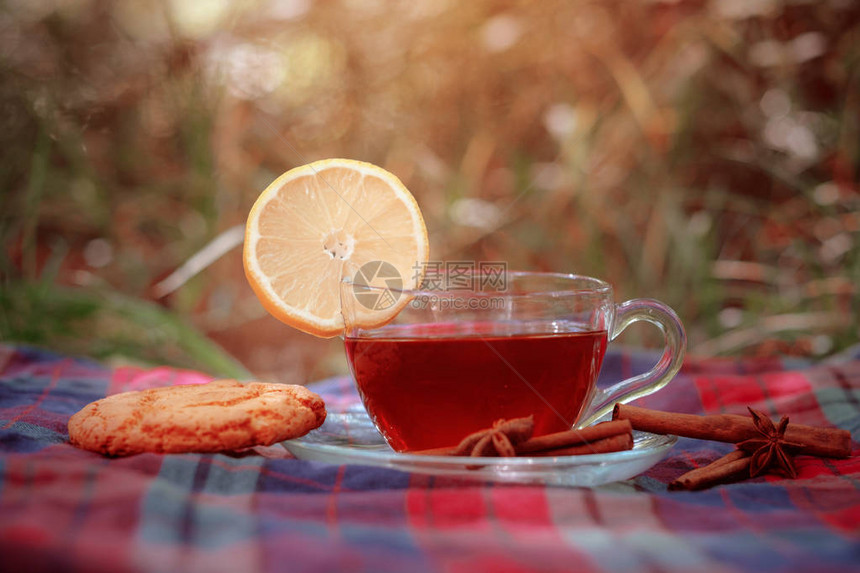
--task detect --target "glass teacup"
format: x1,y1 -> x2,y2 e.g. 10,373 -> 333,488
341,270 -> 685,453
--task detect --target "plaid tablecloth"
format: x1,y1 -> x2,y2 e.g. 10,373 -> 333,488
1,343 -> 858,573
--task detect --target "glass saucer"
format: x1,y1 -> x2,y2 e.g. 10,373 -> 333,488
281,410 -> 676,487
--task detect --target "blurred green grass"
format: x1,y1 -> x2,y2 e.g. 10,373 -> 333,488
1,0 -> 857,381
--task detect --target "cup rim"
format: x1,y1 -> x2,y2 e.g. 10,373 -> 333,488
342,270 -> 613,298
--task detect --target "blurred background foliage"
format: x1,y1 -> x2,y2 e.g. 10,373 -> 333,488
1,0 -> 858,384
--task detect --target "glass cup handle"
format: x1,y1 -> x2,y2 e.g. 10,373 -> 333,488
578,299 -> 686,427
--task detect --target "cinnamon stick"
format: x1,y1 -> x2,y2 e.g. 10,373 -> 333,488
529,432 -> 633,457
410,445 -> 460,456
668,450 -> 751,491
410,420 -> 633,457
613,404 -> 851,458
460,416 -> 534,457
517,420 -> 632,454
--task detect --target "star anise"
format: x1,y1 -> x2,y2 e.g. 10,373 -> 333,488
452,416 -> 535,457
736,407 -> 804,478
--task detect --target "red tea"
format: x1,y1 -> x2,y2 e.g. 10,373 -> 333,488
344,322 -> 607,452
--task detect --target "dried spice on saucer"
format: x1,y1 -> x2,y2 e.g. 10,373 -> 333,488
412,417 -> 634,458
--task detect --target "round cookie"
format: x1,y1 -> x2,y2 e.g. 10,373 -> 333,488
68,379 -> 326,456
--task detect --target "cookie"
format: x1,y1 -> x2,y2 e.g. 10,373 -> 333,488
68,379 -> 326,456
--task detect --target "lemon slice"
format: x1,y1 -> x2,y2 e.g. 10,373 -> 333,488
243,159 -> 429,338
